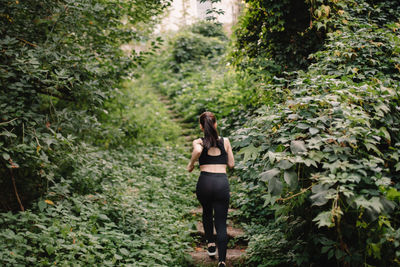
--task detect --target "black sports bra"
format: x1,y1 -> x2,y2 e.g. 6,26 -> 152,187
199,137 -> 228,165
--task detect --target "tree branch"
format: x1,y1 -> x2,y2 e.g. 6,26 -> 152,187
0,117 -> 18,126
9,168 -> 24,211
36,87 -> 75,101
16,37 -> 37,47
276,185 -> 313,202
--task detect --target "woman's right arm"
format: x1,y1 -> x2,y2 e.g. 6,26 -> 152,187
225,138 -> 235,169
187,139 -> 203,172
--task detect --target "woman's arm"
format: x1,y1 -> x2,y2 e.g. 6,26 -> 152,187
224,138 -> 235,169
187,138 -> 203,172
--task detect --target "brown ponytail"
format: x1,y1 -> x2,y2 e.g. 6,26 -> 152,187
199,112 -> 219,149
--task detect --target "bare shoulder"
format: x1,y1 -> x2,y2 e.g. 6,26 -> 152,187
223,137 -> 231,149
223,137 -> 231,144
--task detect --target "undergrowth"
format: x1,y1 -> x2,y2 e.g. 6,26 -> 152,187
0,78 -> 199,265
0,146 -> 198,266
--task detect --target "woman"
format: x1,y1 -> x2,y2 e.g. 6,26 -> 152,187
187,111 -> 235,267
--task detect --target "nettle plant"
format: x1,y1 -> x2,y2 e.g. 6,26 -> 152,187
233,0 -> 400,265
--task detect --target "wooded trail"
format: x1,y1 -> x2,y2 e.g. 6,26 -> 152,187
3,1 -> 399,265
155,89 -> 248,266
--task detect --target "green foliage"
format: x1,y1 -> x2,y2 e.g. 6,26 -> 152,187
231,0 -> 400,265
230,0 -> 328,71
0,146 -> 198,266
244,220 -> 296,267
98,80 -> 182,147
188,20 -> 227,40
0,0 -> 170,210
2,0 -> 400,265
170,32 -> 226,66
141,1 -> 400,265
146,21 -> 266,138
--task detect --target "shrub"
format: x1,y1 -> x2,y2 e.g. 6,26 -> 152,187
171,32 -> 226,65
232,0 -> 400,265
188,21 -> 227,40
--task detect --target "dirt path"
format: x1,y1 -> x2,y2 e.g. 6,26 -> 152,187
156,93 -> 248,267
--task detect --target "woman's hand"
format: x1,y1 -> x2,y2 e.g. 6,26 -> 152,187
187,162 -> 195,172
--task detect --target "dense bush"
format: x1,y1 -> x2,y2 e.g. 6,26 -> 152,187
0,146 -> 198,266
231,0 -> 400,265
230,0 -> 327,72
188,21 -> 227,40
0,0 -> 169,210
171,32 -> 225,65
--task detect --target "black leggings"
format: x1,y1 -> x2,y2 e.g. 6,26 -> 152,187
196,171 -> 230,262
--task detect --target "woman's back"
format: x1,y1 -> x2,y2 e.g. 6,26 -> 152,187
196,137 -> 234,173
187,111 -> 234,267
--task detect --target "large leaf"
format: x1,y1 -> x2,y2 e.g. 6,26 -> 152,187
354,196 -> 382,212
260,168 -> 280,182
310,183 -> 332,206
268,177 -> 283,196
284,171 -> 298,189
313,211 -> 334,228
276,159 -> 293,170
290,140 -> 307,155
238,144 -> 261,162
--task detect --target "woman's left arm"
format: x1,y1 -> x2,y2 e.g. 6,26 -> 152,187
187,139 -> 203,172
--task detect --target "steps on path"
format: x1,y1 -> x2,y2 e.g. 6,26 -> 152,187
188,248 -> 246,267
195,221 -> 245,240
157,93 -> 197,142
187,207 -> 248,267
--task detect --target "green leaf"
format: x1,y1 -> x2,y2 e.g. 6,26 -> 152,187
120,248 -> 129,256
284,171 -> 298,189
365,143 -> 382,156
386,188 -> 400,201
260,168 -> 280,182
309,127 -> 319,135
98,214 -> 109,221
0,131 -> 17,138
313,211 -> 334,228
395,162 -> 400,171
290,140 -> 307,155
268,177 -> 283,196
321,246 -> 331,254
296,123 -> 310,129
379,127 -> 391,142
46,245 -> 55,255
304,158 -> 317,167
310,184 -> 332,206
354,196 -> 383,213
380,197 -> 395,213
238,144 -> 261,162
276,159 -> 293,170
335,249 -> 346,260
2,152 -> 10,161
328,249 -> 334,259
38,201 -> 46,212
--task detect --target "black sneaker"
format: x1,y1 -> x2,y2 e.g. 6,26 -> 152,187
218,262 -> 226,267
207,244 -> 216,257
